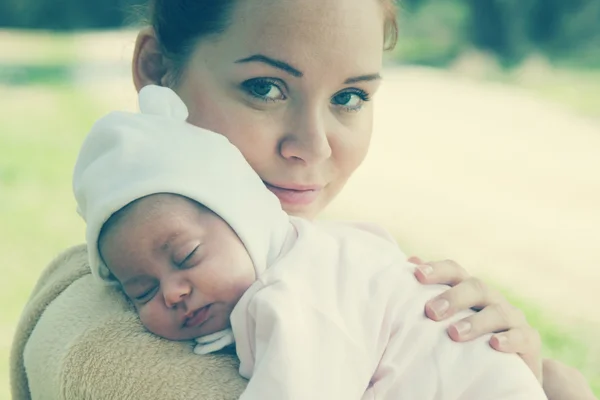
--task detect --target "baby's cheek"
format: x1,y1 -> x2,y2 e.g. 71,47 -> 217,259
138,306 -> 157,331
138,304 -> 174,338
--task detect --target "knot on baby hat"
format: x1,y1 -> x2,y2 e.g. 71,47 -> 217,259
138,84 -> 189,120
73,85 -> 289,283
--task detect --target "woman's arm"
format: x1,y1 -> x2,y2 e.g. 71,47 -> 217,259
409,257 -> 597,400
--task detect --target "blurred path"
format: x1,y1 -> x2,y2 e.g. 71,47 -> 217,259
325,67 -> 600,328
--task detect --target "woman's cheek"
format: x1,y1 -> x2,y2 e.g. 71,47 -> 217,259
188,107 -> 277,167
218,117 -> 281,174
334,118 -> 373,178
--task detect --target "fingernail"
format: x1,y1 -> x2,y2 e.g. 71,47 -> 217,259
417,265 -> 433,276
429,299 -> 449,318
451,321 -> 471,337
494,334 -> 508,347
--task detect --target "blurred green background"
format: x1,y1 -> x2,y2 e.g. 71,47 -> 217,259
1,0 -> 599,399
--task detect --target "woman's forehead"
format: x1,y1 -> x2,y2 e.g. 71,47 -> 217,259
232,0 -> 384,31
203,0 -> 385,74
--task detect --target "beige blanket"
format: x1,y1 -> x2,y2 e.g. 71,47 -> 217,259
10,244 -> 247,399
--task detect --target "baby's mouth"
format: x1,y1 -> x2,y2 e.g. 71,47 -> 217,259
183,304 -> 212,328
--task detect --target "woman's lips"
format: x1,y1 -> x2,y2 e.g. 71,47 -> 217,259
183,305 -> 211,328
263,182 -> 322,206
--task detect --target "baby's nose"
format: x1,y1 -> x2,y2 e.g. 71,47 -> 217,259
163,280 -> 191,308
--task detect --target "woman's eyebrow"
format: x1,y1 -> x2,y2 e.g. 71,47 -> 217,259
344,73 -> 381,84
235,54 -> 303,77
234,54 -> 381,84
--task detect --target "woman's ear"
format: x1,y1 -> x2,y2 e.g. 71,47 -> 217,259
132,27 -> 169,92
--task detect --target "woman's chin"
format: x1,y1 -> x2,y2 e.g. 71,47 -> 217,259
283,204 -> 319,220
280,196 -> 328,220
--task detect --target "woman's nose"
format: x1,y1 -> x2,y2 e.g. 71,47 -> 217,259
163,278 -> 191,309
279,108 -> 332,164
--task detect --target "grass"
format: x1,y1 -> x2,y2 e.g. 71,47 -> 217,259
0,84 -> 100,399
0,30 -> 78,65
446,51 -> 600,120
500,65 -> 600,120
1,31 -> 599,399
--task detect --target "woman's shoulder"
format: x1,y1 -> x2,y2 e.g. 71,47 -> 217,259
14,243 -> 246,400
27,244 -> 90,303
43,243 -> 90,276
12,243 -> 91,400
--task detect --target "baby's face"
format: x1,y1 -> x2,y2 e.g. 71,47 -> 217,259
99,194 -> 256,340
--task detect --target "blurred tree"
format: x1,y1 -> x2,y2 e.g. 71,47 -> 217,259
0,0 -> 598,67
399,0 -> 600,67
550,0 -> 600,66
397,0 -> 470,66
529,0 -> 563,46
0,0 -> 146,30
467,0 -> 538,65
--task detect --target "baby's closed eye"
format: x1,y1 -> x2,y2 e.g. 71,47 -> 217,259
173,241 -> 202,268
128,285 -> 159,304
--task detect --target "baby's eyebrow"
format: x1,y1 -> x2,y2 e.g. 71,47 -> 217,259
122,275 -> 150,288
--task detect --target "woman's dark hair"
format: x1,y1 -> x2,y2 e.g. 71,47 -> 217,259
147,0 -> 399,80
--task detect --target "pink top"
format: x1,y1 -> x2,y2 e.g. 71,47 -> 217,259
230,218 -> 547,400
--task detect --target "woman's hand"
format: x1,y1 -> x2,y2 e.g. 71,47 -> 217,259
408,256 -> 543,382
542,359 -> 597,400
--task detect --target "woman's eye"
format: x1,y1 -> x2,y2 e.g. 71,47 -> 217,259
242,78 -> 286,102
331,89 -> 370,111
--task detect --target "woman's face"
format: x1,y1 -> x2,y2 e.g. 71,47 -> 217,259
171,0 -> 385,219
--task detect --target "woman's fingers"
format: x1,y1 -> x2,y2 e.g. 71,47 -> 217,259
413,257 -> 544,383
424,277 -> 503,320
444,302 -> 542,382
413,259 -> 470,286
408,256 -> 424,265
445,301 -> 528,341
490,327 -> 543,382
490,325 -> 542,358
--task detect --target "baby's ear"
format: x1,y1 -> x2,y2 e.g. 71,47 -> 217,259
138,85 -> 189,121
103,271 -> 122,289
108,278 -> 130,301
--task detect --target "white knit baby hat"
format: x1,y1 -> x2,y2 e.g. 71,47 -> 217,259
73,85 -> 289,282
